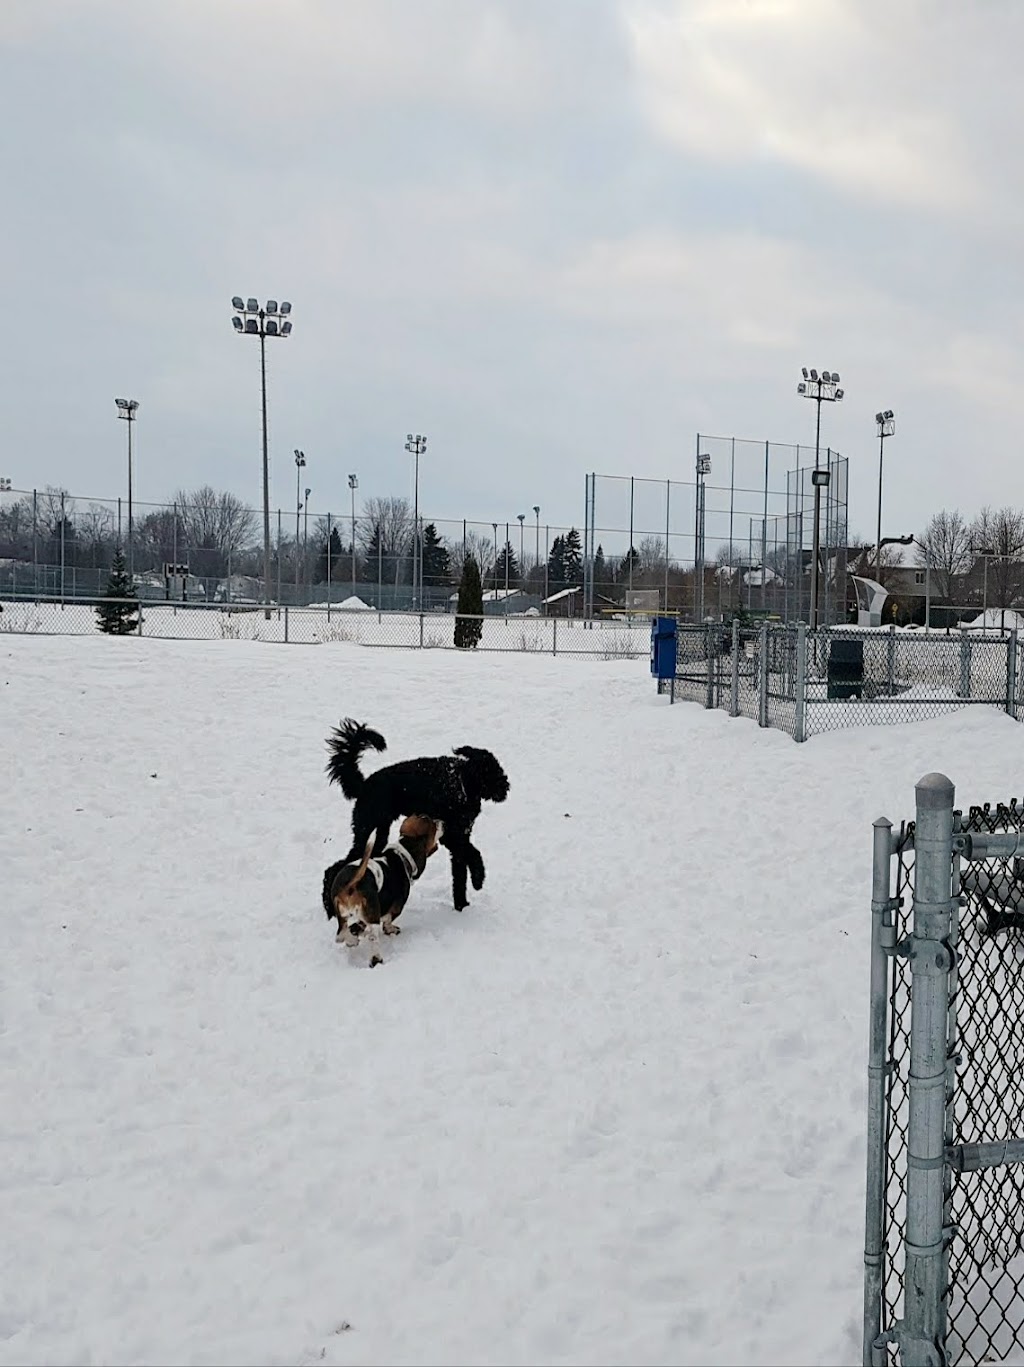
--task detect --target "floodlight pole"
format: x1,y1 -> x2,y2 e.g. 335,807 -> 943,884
797,368 -> 843,629
533,506 -> 540,574
294,449 -> 306,599
518,514 -> 525,585
811,396 -> 823,628
875,411 -> 895,580
260,330 -> 271,615
231,296 -> 293,618
348,474 -> 358,591
115,399 -> 139,579
695,452 -> 711,622
406,434 -> 426,608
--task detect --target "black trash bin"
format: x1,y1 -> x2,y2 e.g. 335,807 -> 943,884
828,637 -> 864,700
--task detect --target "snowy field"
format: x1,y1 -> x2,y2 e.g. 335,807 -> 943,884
0,600 -> 649,658
4,634 -> 1024,1366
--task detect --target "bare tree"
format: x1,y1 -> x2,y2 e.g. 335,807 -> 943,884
0,494 -> 34,558
449,529 -> 493,583
78,504 -> 117,568
913,510 -> 973,601
172,487 -> 258,577
848,537 -> 905,586
637,535 -> 667,576
357,497 -> 412,557
969,506 -> 1024,608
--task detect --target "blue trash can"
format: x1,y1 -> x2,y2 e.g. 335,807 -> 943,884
650,616 -> 677,679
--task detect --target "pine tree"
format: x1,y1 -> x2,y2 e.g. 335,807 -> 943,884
95,548 -> 140,635
361,521 -> 383,582
619,545 -> 640,581
495,539 -> 519,589
593,544 -> 607,592
316,526 -> 345,583
547,535 -> 566,592
421,523 -> 451,586
454,553 -> 484,649
562,527 -> 583,587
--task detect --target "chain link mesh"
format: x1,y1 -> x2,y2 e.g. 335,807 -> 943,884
881,825 -> 915,1362
806,628 -> 1014,736
0,598 -> 651,657
665,623 -> 1021,740
946,801 -> 1024,1364
880,806 -> 1024,1365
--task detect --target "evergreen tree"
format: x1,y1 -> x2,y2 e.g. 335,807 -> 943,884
454,553 -> 484,649
562,527 -> 583,587
495,539 -> 519,589
95,548 -> 140,635
619,545 -> 640,581
593,544 -> 607,592
421,523 -> 451,585
547,535 -> 566,592
361,521 -> 383,582
316,526 -> 345,583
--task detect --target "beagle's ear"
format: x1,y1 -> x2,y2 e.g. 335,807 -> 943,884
399,813 -> 431,839
334,888 -> 368,919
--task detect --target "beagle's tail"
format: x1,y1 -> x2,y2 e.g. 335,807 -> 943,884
327,831 -> 377,915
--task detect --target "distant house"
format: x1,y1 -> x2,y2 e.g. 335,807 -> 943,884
542,586 -> 582,618
447,587 -> 531,615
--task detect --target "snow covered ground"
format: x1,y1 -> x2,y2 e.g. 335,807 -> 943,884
4,633 -> 1024,1366
0,600 -> 650,657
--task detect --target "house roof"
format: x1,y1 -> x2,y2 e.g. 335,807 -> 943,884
448,587 -> 526,602
542,586 -> 582,604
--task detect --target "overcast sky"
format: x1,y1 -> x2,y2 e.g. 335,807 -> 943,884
2,0 -> 1022,551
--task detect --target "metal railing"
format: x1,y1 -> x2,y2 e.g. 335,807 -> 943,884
659,623 -> 1023,740
864,776 -> 1024,1366
0,596 -> 650,658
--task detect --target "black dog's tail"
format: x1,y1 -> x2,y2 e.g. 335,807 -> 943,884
325,719 -> 387,798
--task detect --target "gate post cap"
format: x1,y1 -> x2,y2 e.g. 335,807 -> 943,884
916,772 -> 955,808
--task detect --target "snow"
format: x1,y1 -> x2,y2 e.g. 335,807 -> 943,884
4,633 -> 1024,1366
958,607 -> 1024,633
0,602 -> 648,657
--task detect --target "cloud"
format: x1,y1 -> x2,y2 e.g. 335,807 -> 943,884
622,0 -> 977,209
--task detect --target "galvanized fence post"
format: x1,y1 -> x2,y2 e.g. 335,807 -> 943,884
1007,629 -> 1018,719
959,630 -> 971,699
419,613 -> 424,649
864,815 -> 894,1367
284,605 -> 289,644
887,624 -> 897,695
552,617 -> 558,656
730,618 -> 740,717
793,622 -> 808,741
901,772 -> 955,1367
758,620 -> 768,727
705,624 -> 715,709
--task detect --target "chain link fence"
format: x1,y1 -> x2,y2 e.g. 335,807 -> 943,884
0,596 -> 650,658
659,622 -> 1023,740
865,779 -> 1024,1366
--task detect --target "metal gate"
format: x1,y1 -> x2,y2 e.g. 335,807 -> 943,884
864,776 -> 1024,1365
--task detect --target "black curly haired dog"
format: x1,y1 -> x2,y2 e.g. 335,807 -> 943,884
326,718 -> 509,911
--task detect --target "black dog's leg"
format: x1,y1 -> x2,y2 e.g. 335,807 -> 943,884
466,840 -> 486,891
442,829 -> 476,910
